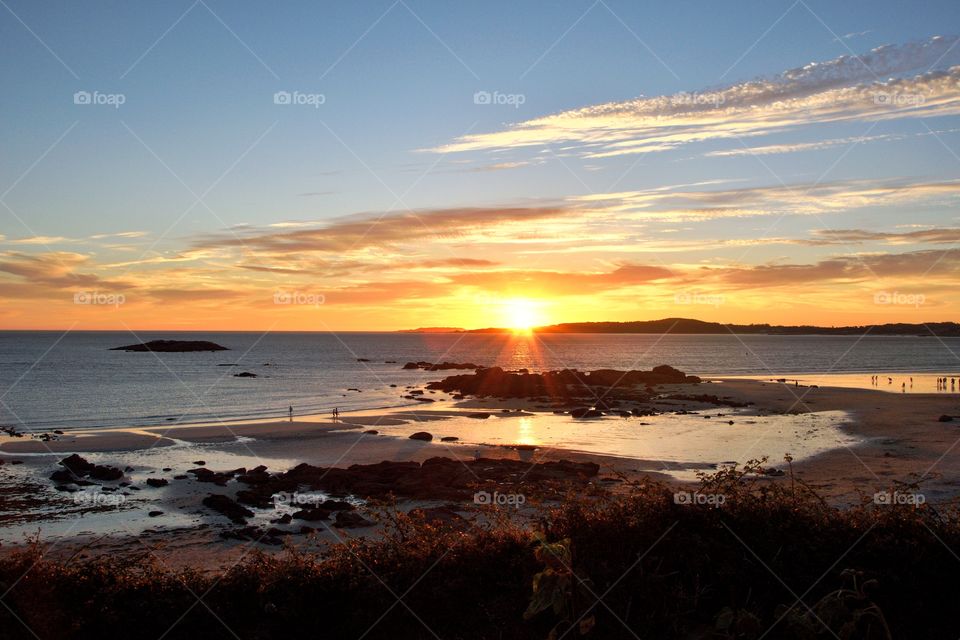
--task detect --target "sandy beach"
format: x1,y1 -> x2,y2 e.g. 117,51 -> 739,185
2,375 -> 959,569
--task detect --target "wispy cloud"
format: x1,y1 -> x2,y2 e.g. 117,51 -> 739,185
429,36 -> 960,159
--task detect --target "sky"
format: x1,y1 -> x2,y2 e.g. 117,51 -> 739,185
2,0 -> 960,331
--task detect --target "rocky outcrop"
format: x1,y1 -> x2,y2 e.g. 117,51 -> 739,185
110,340 -> 228,352
202,494 -> 254,524
50,454 -> 123,484
425,365 -> 699,399
402,361 -> 482,371
233,457 -> 600,502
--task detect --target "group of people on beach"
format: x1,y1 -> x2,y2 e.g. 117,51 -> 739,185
286,406 -> 341,421
869,375 -> 958,392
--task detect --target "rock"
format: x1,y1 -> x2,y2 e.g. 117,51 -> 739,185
188,466 -> 245,486
440,436 -> 459,442
218,457 -> 601,504
148,511 -> 163,517
334,511 -> 374,528
466,413 -> 491,419
364,430 -> 379,435
234,371 -> 258,378
409,431 -> 433,441
111,340 -> 228,352
356,358 -> 370,362
193,460 -> 206,466
202,494 -> 254,524
173,474 -> 188,480
425,365 -> 699,399
146,478 -> 169,488
938,415 -> 954,422
291,508 -> 330,521
52,454 -> 123,483
570,408 -> 603,419
270,513 -> 293,525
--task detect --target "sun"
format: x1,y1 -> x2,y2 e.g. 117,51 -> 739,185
502,298 -> 544,333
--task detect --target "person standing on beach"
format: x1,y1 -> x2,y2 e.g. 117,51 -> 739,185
289,406 -> 293,422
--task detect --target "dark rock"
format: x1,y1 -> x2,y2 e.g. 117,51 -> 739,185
334,511 -> 374,528
202,494 -> 254,524
146,478 -> 169,488
571,408 -> 603,419
148,511 -> 163,517
111,340 -> 228,352
939,415 -> 954,422
466,412 -> 491,419
409,431 -> 433,441
234,371 -> 258,378
291,508 -> 330,521
440,436 -> 459,442
425,365 -> 698,400
364,430 -> 379,435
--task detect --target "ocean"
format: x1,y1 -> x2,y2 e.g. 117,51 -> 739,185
2,331 -> 959,430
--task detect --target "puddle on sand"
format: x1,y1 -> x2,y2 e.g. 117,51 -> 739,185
348,406 -> 862,481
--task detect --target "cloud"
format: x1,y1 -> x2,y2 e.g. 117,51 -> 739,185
0,252 -> 132,293
194,205 -> 576,254
695,248 -> 960,288
428,36 -> 960,159
704,133 -> 905,157
810,228 -> 960,245
449,264 -> 672,296
574,177 -> 960,220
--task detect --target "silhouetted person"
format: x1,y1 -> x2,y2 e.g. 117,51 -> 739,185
288,406 -> 293,422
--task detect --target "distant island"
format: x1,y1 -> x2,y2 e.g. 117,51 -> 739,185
402,318 -> 960,336
110,340 -> 230,352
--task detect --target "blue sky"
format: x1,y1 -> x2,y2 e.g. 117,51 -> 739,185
1,1 -> 960,329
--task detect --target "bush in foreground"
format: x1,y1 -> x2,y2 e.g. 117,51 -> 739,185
1,461 -> 956,639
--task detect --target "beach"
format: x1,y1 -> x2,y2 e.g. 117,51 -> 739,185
2,373 -> 958,569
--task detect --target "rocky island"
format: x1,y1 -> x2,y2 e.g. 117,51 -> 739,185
110,340 -> 229,352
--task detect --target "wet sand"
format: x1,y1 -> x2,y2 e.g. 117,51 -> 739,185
2,376 -> 960,568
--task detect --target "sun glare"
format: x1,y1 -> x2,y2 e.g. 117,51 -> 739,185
502,298 -> 543,333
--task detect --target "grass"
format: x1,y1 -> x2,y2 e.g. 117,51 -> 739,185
1,460 -> 958,639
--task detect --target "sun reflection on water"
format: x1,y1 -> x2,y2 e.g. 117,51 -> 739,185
515,416 -> 539,446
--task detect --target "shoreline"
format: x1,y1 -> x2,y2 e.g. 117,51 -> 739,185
3,373 -> 960,568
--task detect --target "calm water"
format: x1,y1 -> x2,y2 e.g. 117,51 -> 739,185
2,331 -> 960,430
